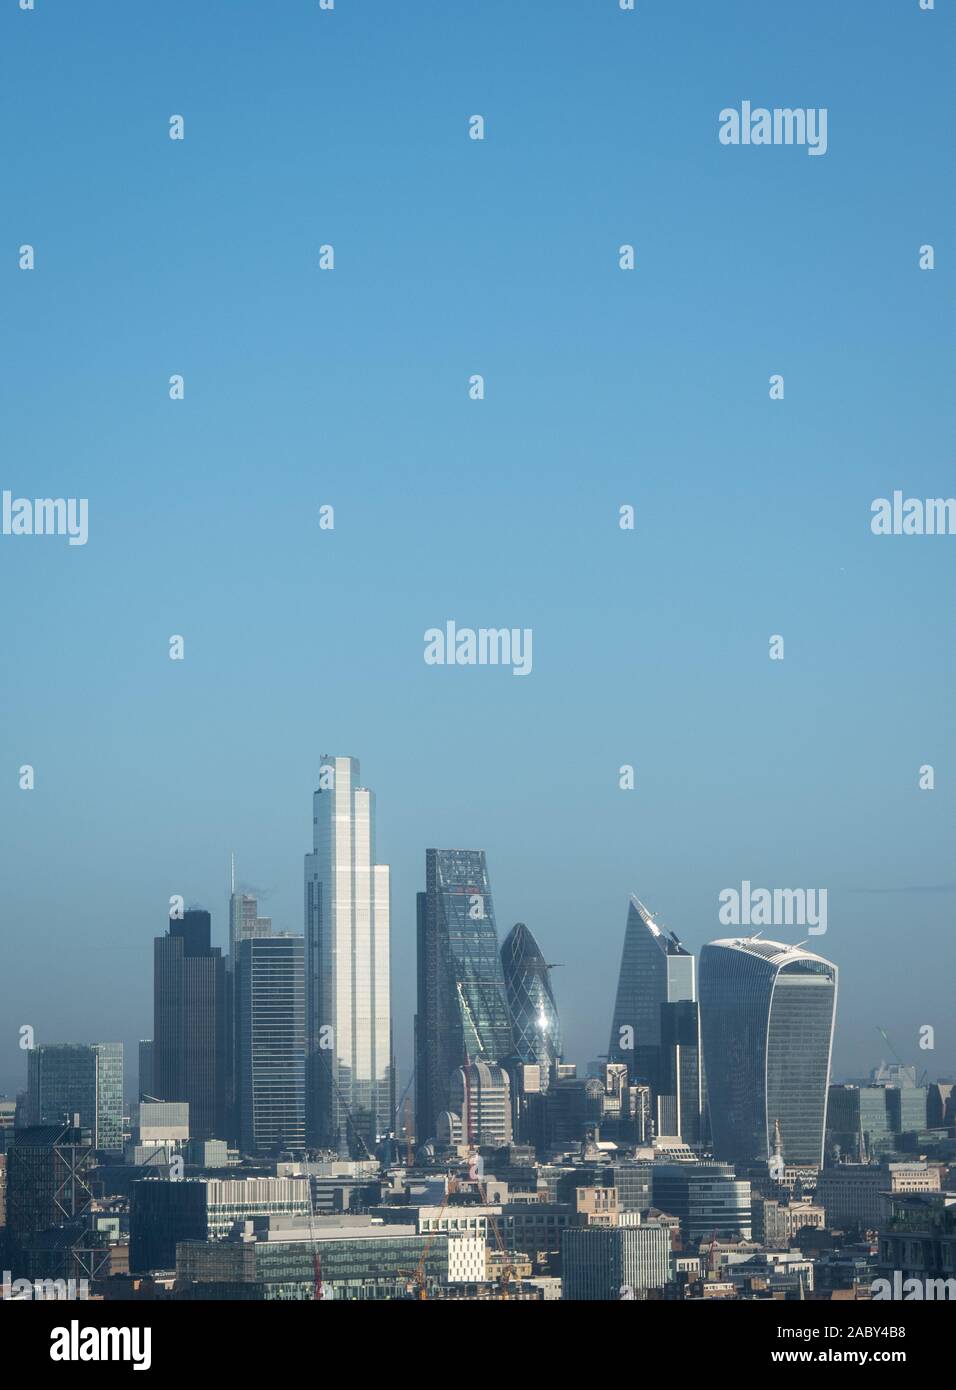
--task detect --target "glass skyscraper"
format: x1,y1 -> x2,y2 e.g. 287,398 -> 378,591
304,755 -> 392,1152
26,1042 -> 124,1154
608,897 -> 696,1094
226,872 -> 273,1144
415,848 -> 513,1145
237,934 -> 306,1155
699,937 -> 838,1168
154,910 -> 227,1141
500,922 -> 562,1091
93,1042 -> 124,1154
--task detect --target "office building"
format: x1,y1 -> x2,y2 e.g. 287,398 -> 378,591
887,1085 -> 929,1136
500,922 -> 562,1091
826,1084 -> 894,1161
304,756 -> 392,1152
226,862 -> 272,1140
658,999 -> 703,1145
877,1192 -> 956,1286
816,1161 -> 941,1229
699,937 -> 837,1168
154,909 -> 227,1140
93,1043 -> 124,1154
415,848 -> 513,1144
177,1214 -> 450,1299
651,1161 -> 752,1241
138,1040 -> 154,1101
130,1174 -> 311,1272
449,1061 -> 513,1148
25,1042 -> 123,1154
608,898 -> 696,1107
562,1222 -> 672,1300
5,1124 -> 95,1245
237,933 -> 306,1155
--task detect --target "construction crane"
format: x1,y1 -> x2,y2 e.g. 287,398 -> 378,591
315,1048 -> 374,1161
876,1026 -> 928,1086
306,1170 -> 328,1301
402,1175 -> 457,1300
480,1183 -> 517,1299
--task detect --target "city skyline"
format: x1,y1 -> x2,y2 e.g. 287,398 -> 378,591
2,816 -> 954,1101
4,0 -> 954,1107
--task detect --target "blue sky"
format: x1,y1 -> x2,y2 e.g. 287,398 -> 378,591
1,0 -> 954,1101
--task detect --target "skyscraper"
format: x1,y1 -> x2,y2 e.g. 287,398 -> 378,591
699,937 -> 838,1168
415,848 -> 513,1145
138,1040 -> 154,1101
154,909 -> 226,1141
26,1044 -> 96,1134
228,860 -> 273,963
304,755 -> 391,1152
226,864 -> 272,1142
92,1042 -> 124,1154
25,1042 -> 124,1154
658,999 -> 703,1144
608,897 -> 696,1096
500,922 -> 562,1091
237,933 -> 306,1156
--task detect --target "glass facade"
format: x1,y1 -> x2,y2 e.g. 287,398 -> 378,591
562,1224 -> 672,1300
699,938 -> 837,1168
27,1044 -> 97,1134
305,756 -> 392,1150
658,1000 -> 703,1144
827,1084 -> 894,1160
415,848 -> 514,1144
887,1085 -> 929,1135
500,922 -> 562,1090
608,897 -> 696,1105
226,881 -> 272,1142
153,910 -> 226,1140
237,935 -> 306,1155
26,1042 -> 123,1155
651,1161 -> 752,1240
93,1042 -> 124,1153
178,1230 -> 449,1300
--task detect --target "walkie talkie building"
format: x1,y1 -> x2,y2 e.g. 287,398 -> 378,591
699,937 -> 838,1168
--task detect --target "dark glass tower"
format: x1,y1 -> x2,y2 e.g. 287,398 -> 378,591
154,909 -> 226,1140
699,937 -> 837,1168
415,849 -> 513,1144
658,999 -> 703,1144
500,922 -> 562,1091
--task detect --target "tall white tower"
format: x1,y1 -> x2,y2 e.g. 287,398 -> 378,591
305,755 -> 391,1151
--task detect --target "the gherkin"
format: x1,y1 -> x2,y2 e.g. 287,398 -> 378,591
500,922 -> 562,1091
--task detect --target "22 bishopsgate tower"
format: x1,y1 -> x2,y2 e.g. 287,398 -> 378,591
304,756 -> 392,1153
